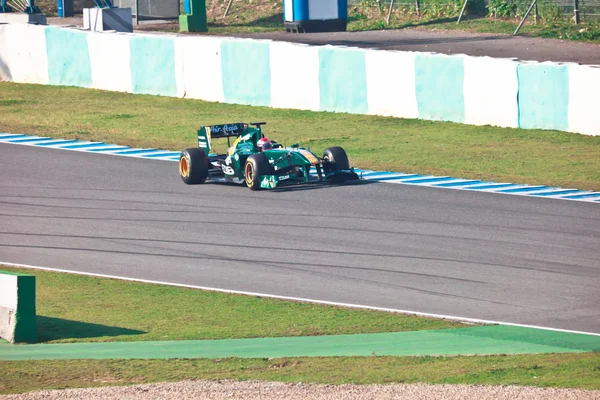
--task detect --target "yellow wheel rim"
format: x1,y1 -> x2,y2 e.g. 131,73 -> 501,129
245,162 -> 253,186
179,156 -> 190,177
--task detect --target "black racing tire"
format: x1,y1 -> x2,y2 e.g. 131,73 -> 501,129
245,153 -> 272,191
179,148 -> 208,185
322,146 -> 350,174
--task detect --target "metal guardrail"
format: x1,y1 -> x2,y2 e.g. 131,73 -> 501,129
0,0 -> 40,13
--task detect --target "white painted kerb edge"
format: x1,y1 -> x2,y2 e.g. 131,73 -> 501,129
2,261 -> 599,337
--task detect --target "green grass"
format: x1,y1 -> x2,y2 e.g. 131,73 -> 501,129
383,17 -> 600,42
346,2 -> 600,43
1,265 -> 599,394
0,266 -> 466,344
2,83 -> 600,190
2,353 -> 600,394
204,1 -> 600,43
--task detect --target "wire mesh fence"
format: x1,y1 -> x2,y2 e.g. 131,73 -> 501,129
112,0 -> 179,22
487,0 -> 600,20
349,0 -> 600,21
349,0 -> 467,19
33,0 -> 95,14
30,0 -> 181,18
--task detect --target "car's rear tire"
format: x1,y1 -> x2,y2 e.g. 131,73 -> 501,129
322,146 -> 350,174
179,148 -> 208,185
245,153 -> 272,191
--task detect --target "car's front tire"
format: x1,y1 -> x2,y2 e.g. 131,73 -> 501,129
245,153 -> 272,191
322,146 -> 350,174
179,148 -> 208,185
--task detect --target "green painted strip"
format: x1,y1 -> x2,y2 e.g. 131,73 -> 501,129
45,26 -> 93,88
221,40 -> 271,107
13,275 -> 36,344
0,326 -> 596,361
445,325 -> 600,352
0,271 -> 32,277
415,54 -> 465,123
130,36 -> 177,97
15,276 -> 35,315
318,47 -> 368,114
517,63 -> 570,131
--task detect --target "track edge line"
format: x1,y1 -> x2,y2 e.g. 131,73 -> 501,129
2,261 -> 599,337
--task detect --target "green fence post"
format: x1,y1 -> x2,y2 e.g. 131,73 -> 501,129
14,274 -> 36,343
180,0 -> 208,32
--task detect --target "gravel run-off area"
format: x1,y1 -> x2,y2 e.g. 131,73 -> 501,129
2,380 -> 600,400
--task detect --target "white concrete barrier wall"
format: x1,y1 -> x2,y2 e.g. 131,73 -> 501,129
88,31 -> 132,93
0,25 -> 10,81
0,24 -> 48,84
414,53 -> 466,124
463,56 -> 519,128
129,33 -> 179,97
0,274 -> 18,310
0,273 -> 21,343
270,41 -> 320,111
0,271 -> 36,343
177,36 -> 225,102
0,274 -> 18,340
568,64 -> 600,136
0,24 -> 598,136
220,37 -> 272,107
318,45 -> 368,114
365,49 -> 418,119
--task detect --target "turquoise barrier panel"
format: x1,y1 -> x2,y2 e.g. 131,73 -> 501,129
415,54 -> 465,123
221,40 -> 271,106
45,27 -> 92,88
130,36 -> 177,97
517,63 -> 569,131
319,47 -> 368,114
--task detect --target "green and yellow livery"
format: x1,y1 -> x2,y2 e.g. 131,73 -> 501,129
179,122 -> 359,190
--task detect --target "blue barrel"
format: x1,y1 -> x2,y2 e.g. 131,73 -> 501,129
283,0 -> 347,33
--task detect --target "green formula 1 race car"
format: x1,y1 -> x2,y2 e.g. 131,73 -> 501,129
178,122 -> 359,190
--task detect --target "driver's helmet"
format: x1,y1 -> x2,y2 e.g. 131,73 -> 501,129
257,137 -> 273,151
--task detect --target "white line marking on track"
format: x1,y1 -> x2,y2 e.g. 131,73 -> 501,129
29,140 -> 80,147
2,261 -> 599,337
6,136 -> 49,142
76,145 -> 128,151
419,179 -> 468,186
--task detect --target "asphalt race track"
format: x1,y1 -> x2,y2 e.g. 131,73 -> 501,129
49,17 -> 600,65
235,29 -> 600,65
1,143 -> 599,333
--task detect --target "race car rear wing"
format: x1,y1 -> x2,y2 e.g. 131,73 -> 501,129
197,123 -> 247,155
205,123 -> 246,138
